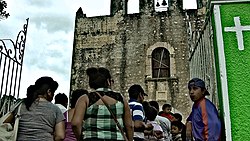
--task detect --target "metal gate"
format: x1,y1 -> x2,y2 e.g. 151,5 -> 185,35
186,4 -> 219,105
0,18 -> 29,115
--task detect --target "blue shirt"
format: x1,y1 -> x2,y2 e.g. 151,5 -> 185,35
187,98 -> 221,141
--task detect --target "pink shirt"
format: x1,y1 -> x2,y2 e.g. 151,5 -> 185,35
63,111 -> 77,141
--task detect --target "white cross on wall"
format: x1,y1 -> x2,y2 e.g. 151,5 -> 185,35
224,17 -> 250,51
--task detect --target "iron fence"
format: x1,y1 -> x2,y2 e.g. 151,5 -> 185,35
186,4 -> 219,105
0,18 -> 29,115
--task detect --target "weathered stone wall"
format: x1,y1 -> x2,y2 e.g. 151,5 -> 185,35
71,0 -> 192,120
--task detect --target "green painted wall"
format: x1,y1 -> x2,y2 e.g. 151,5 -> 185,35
215,2 -> 250,141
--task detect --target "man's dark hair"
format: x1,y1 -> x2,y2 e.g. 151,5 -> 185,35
55,93 -> 68,107
70,89 -> 88,108
173,113 -> 183,121
149,100 -> 159,111
144,104 -> 158,121
162,103 -> 171,110
128,84 -> 147,99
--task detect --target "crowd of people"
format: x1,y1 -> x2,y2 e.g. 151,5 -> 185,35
3,67 -> 222,141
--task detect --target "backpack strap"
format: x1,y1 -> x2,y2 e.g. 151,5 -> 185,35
10,99 -> 23,113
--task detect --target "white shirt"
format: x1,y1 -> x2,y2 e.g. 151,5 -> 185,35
155,115 -> 172,141
55,104 -> 67,113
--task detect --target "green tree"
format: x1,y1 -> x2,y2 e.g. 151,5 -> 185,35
0,0 -> 9,20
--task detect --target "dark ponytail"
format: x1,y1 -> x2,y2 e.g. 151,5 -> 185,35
24,85 -> 37,110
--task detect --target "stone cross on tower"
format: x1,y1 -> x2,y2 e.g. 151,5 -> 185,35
224,17 -> 250,51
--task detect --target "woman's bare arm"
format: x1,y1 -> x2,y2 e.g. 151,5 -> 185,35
71,95 -> 88,140
123,96 -> 134,141
54,121 -> 65,141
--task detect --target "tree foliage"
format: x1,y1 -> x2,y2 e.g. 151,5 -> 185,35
0,0 -> 9,20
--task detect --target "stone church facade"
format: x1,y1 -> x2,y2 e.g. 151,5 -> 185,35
70,0 -> 194,118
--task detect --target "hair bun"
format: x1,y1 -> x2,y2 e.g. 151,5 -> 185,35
26,85 -> 36,96
86,67 -> 98,76
35,76 -> 58,90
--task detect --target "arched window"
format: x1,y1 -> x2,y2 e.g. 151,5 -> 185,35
152,47 -> 170,78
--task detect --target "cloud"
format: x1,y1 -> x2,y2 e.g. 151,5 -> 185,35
0,0 -> 79,98
31,16 -> 73,33
19,66 -> 71,98
23,28 -> 73,77
26,0 -> 53,7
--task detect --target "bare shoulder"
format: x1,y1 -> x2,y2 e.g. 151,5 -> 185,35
76,94 -> 89,105
79,94 -> 88,100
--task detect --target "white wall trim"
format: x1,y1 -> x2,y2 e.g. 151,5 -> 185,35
212,0 -> 250,4
214,5 -> 232,141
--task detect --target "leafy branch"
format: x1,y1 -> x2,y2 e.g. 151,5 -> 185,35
0,0 -> 10,21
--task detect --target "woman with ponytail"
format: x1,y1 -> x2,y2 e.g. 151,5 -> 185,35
71,67 -> 133,141
17,76 -> 65,141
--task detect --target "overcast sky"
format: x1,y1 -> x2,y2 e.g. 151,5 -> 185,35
0,0 -> 196,99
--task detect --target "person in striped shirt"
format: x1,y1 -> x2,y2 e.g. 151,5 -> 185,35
128,84 -> 153,141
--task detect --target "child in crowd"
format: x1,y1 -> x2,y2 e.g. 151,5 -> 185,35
143,101 -> 163,141
173,113 -> 186,141
171,121 -> 183,141
149,100 -> 172,141
54,93 -> 68,113
159,103 -> 175,122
